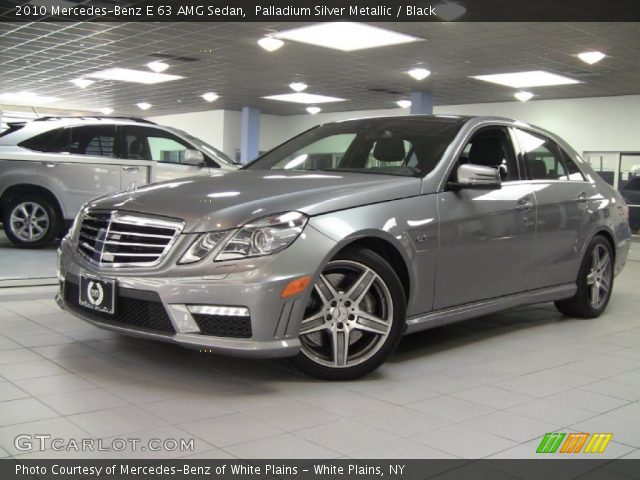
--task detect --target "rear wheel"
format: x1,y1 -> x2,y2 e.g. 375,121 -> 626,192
555,235 -> 614,318
3,196 -> 60,247
292,248 -> 406,380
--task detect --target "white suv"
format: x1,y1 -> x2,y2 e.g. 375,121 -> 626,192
0,116 -> 238,246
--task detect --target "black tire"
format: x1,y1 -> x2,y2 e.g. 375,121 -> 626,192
292,248 -> 406,380
555,235 -> 614,318
2,195 -> 61,247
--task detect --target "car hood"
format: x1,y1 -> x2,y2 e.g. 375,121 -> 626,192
87,169 -> 421,232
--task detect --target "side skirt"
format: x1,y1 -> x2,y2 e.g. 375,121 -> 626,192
404,283 -> 577,335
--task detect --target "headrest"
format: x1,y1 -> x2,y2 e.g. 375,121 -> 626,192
373,137 -> 405,163
469,137 -> 504,167
528,159 -> 548,179
129,139 -> 143,155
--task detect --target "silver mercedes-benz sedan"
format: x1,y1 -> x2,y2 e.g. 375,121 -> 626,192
56,115 -> 631,379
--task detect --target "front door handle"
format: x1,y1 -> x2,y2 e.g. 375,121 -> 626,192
577,192 -> 588,203
515,197 -> 534,212
123,166 -> 141,173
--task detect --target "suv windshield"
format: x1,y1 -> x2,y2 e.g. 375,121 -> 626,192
246,116 -> 466,177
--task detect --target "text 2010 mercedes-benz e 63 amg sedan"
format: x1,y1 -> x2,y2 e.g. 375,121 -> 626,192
56,115 -> 631,379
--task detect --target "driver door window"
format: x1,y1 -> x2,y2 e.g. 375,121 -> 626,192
458,127 -> 519,181
121,126 -> 194,164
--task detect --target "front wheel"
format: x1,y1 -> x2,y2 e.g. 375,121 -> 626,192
3,196 -> 61,247
555,235 -> 614,318
292,248 -> 406,380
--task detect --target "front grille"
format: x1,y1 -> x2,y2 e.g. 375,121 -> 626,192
77,210 -> 183,267
193,314 -> 252,338
64,280 -> 175,334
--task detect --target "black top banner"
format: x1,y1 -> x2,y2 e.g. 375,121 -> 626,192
1,0 -> 640,22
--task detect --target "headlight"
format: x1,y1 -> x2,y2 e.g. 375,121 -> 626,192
215,211 -> 307,261
178,212 -> 308,265
178,231 -> 228,265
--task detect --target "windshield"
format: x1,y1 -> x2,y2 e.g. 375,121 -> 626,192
246,117 -> 466,177
173,128 -> 238,165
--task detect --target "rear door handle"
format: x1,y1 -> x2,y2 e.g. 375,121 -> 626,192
577,192 -> 588,203
123,166 -> 141,173
515,197 -> 534,211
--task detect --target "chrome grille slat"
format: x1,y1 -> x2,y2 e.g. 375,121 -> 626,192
77,210 -> 183,267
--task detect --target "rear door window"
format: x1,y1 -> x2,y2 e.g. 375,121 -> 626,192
67,125 -> 116,157
514,129 -> 584,181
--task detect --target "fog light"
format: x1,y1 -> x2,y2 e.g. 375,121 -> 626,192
187,305 -> 249,317
281,275 -> 311,298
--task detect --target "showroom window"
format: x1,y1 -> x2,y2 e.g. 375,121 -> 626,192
515,129 -> 585,181
122,126 -> 193,163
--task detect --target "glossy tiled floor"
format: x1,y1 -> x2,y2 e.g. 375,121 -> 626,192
0,244 -> 639,460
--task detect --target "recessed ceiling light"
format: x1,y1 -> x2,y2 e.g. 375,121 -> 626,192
202,92 -> 219,102
147,61 -> 169,73
306,106 -> 321,114
263,93 -> 345,104
98,107 -> 114,115
258,36 -> 284,52
578,51 -> 606,65
70,78 -> 94,89
472,70 -> 579,88
396,100 -> 412,109
514,91 -> 534,102
0,91 -> 59,105
136,102 -> 152,110
88,68 -> 183,84
289,82 -> 308,92
435,2 -> 467,21
408,68 -> 431,80
274,22 -> 422,52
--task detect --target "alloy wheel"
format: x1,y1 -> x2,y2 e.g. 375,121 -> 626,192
586,243 -> 612,310
9,201 -> 50,243
299,260 -> 393,368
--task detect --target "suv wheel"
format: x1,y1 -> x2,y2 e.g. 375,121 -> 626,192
3,196 -> 60,247
555,235 -> 614,318
292,248 -> 406,380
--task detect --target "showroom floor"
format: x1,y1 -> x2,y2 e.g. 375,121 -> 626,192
0,243 -> 639,460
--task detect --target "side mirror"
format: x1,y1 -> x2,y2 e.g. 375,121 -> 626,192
449,163 -> 501,190
183,149 -> 205,166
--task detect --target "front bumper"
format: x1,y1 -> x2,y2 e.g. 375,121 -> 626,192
56,224 -> 337,358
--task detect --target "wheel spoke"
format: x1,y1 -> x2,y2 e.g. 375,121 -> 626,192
331,328 -> 350,366
598,251 -> 610,271
586,271 -> 597,285
315,274 -> 338,305
591,283 -> 600,306
353,311 -> 390,335
600,276 -> 610,294
19,204 -> 30,218
346,268 -> 376,305
299,313 -> 328,335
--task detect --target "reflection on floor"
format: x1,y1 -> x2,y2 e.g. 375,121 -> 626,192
0,230 -> 58,283
0,243 -> 638,460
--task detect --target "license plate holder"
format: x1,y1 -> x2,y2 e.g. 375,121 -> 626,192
79,274 -> 116,315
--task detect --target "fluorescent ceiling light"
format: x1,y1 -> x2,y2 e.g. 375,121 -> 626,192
472,70 -> 579,88
147,61 -> 169,73
98,107 -> 114,115
88,68 -> 183,84
514,91 -> 534,102
435,2 -> 467,21
136,102 -> 152,110
306,106 -> 321,114
289,82 -> 308,92
263,93 -> 345,104
274,22 -> 422,52
258,36 -> 284,52
0,91 -> 59,105
70,78 -> 94,89
202,92 -> 219,102
396,100 -> 412,109
408,68 -> 431,80
578,51 -> 606,65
